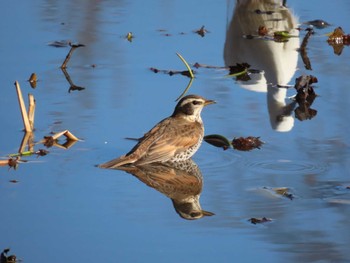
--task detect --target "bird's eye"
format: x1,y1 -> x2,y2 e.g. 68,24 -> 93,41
192,100 -> 202,105
190,212 -> 202,218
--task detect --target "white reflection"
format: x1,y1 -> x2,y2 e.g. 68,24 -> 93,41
224,0 -> 300,132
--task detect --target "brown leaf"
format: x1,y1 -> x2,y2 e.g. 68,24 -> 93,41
28,73 -> 37,89
8,158 -> 20,170
327,27 -> 345,44
327,27 -> 350,55
231,136 -> 263,151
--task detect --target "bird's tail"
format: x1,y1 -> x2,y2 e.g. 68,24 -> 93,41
98,155 -> 135,169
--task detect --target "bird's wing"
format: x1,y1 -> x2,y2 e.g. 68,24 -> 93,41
98,117 -> 173,169
135,119 -> 203,165
98,117 -> 203,168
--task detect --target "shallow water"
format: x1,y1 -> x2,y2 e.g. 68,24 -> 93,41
1,0 -> 350,262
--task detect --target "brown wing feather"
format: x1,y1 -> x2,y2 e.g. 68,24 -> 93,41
99,117 -> 203,168
99,117 -> 173,168
134,119 -> 203,165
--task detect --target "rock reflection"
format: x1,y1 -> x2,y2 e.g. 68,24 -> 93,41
224,0 -> 300,132
115,159 -> 214,220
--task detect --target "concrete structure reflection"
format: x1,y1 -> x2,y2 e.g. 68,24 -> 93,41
224,0 -> 299,132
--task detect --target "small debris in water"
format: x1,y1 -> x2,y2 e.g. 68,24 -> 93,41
125,32 -> 134,42
28,73 -> 37,89
9,180 -> 19,183
248,217 -> 273,225
48,40 -> 71,47
271,187 -> 295,200
305,19 -> 331,29
194,25 -> 209,37
149,67 -> 194,78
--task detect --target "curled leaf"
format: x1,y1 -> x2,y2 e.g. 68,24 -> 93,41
204,134 -> 232,150
231,136 -> 263,151
28,73 -> 37,88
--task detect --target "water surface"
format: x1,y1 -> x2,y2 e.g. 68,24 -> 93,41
1,0 -> 349,262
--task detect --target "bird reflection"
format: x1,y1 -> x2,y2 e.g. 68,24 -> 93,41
115,159 -> 214,220
224,0 -> 300,132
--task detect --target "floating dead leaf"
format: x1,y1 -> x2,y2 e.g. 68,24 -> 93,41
204,134 -> 232,150
272,187 -> 295,200
305,19 -> 330,29
231,136 -> 263,151
248,217 -> 272,225
194,25 -> 209,37
327,27 -> 350,55
126,32 -> 134,42
327,27 -> 348,44
8,157 -> 20,170
28,73 -> 37,89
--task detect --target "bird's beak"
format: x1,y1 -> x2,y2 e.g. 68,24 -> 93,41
204,99 -> 216,106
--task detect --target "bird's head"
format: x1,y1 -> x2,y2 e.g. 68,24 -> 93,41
172,94 -> 216,121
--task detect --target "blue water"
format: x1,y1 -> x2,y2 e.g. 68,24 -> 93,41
1,0 -> 349,262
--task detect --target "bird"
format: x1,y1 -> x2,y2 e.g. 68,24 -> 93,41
99,94 -> 215,168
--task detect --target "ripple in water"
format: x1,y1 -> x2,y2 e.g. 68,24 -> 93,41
197,148 -> 242,170
246,159 -> 329,175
